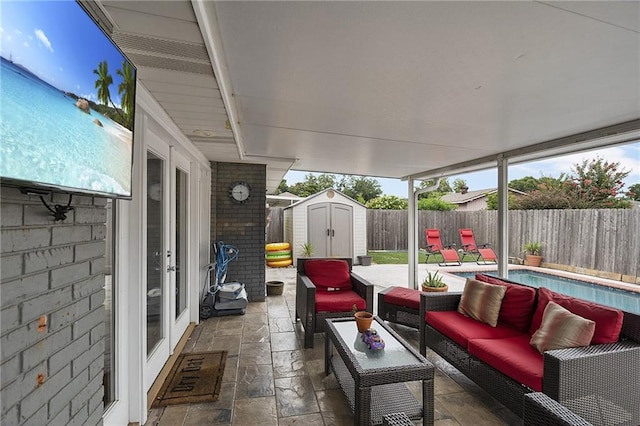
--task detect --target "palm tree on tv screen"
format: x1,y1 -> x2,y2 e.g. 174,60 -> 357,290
93,60 -> 113,107
117,60 -> 135,125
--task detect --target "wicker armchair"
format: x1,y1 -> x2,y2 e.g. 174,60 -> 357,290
295,258 -> 374,348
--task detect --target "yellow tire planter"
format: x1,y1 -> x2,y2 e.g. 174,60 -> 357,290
266,259 -> 293,268
265,242 -> 290,252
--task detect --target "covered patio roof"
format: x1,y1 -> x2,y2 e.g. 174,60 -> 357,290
95,0 -> 639,192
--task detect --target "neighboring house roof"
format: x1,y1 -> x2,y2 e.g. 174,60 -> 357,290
441,187 -> 526,205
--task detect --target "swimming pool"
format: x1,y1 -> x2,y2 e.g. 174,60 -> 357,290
451,270 -> 640,315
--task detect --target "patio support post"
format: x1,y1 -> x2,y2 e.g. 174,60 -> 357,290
408,177 -> 418,289
497,155 -> 509,277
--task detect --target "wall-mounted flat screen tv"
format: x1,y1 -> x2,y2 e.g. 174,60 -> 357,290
0,1 -> 136,199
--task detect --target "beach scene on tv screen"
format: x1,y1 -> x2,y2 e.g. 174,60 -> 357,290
0,1 -> 135,197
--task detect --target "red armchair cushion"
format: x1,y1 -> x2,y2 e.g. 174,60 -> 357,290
383,287 -> 421,310
304,259 -> 352,291
426,311 -> 525,349
469,334 -> 543,392
315,290 -> 366,313
476,274 -> 537,332
529,287 -> 623,344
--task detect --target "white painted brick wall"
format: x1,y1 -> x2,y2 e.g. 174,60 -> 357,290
1,186 -> 106,426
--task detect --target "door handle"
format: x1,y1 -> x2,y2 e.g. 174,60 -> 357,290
167,265 -> 176,272
327,229 -> 330,236
331,229 -> 335,236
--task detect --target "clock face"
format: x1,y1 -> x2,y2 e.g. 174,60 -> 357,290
229,181 -> 251,203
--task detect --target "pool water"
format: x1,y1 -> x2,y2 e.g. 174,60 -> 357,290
452,270 -> 640,315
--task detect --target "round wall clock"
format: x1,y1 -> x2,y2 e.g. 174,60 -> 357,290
229,181 -> 251,203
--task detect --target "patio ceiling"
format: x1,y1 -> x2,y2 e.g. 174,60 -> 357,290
96,1 -> 639,193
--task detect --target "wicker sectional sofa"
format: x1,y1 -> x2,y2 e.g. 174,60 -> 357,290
418,273 -> 640,426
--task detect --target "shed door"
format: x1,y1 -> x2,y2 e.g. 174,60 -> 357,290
307,203 -> 352,258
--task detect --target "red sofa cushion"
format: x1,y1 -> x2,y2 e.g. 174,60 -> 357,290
383,287 -> 421,310
469,334 -> 544,392
304,259 -> 352,291
315,289 -> 365,313
529,287 -> 623,344
426,311 -> 525,349
476,274 -> 537,332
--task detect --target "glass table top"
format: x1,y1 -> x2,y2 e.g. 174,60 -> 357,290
331,318 -> 424,370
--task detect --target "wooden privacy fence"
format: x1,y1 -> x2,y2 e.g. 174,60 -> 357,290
267,207 -> 639,278
266,207 -> 284,244
367,209 -> 640,279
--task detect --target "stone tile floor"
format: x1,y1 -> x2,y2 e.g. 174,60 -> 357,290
144,270 -> 522,426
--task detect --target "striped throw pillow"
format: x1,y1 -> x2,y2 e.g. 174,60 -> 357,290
530,301 -> 596,354
457,278 -> 507,327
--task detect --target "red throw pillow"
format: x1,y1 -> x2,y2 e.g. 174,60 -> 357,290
476,274 -> 536,332
529,287 -> 623,344
303,259 -> 352,291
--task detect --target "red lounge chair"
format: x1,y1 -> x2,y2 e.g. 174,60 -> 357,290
458,228 -> 498,264
424,229 -> 461,266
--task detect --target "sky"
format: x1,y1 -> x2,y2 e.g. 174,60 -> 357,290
284,142 -> 640,197
0,1 -> 130,106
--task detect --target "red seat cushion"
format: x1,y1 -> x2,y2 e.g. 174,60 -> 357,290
468,334 -> 544,391
477,248 -> 497,261
383,287 -> 421,310
315,289 -> 366,313
529,287 -> 623,344
304,259 -> 352,291
476,274 -> 537,332
440,248 -> 460,263
426,311 -> 525,349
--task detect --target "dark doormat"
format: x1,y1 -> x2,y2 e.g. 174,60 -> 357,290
152,350 -> 227,407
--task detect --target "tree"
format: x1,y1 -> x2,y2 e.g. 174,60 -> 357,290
564,157 -> 631,208
417,197 -> 457,211
365,195 -> 408,210
341,176 -> 382,203
288,173 -> 337,197
452,178 -> 468,193
419,178 -> 452,193
508,176 -> 542,193
276,179 -> 289,194
628,183 -> 640,201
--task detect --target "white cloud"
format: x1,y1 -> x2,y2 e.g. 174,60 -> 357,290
34,29 -> 53,52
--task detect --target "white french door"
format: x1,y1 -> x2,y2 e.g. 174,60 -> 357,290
170,148 -> 190,348
145,137 -> 191,388
145,138 -> 171,385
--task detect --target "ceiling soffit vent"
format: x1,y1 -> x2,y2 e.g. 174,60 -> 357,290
111,32 -> 213,75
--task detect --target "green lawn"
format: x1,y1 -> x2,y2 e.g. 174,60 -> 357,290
368,250 -> 476,264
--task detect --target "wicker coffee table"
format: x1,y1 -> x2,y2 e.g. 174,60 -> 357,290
324,316 -> 435,425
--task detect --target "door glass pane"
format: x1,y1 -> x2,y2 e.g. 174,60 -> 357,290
175,169 -> 188,318
103,200 -> 116,408
147,152 -> 164,356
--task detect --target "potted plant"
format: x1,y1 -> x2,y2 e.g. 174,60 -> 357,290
523,241 -> 543,267
421,270 -> 448,292
352,304 -> 373,333
300,242 -> 314,257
